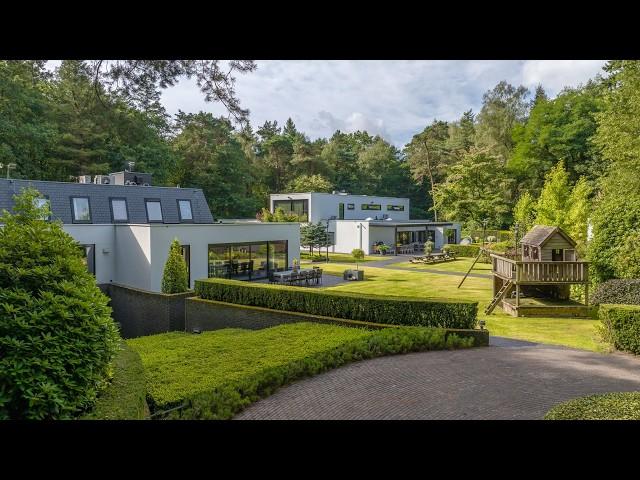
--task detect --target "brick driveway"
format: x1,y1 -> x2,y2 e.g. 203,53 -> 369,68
235,337 -> 640,420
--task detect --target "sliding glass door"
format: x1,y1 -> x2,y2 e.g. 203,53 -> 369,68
208,240 -> 288,280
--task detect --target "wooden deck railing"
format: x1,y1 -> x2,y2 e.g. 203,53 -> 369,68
491,254 -> 589,283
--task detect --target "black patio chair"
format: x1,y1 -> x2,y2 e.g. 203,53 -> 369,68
315,269 -> 323,284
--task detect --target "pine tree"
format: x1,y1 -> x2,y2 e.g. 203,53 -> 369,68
161,239 -> 189,293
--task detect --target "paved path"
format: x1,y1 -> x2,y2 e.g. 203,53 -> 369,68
235,338 -> 640,420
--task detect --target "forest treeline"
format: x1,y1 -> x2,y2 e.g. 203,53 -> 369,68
1,60 -> 639,282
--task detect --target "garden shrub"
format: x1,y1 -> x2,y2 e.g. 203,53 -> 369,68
195,278 -> 478,329
81,342 -> 149,420
591,279 -> 640,306
154,326 -> 477,420
598,304 -> 640,355
0,188 -> 120,419
161,238 -> 189,294
545,392 -> 640,420
444,244 -> 480,258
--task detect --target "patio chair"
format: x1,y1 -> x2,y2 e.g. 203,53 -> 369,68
315,269 -> 323,284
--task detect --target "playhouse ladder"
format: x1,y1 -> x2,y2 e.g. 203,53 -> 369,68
484,280 -> 513,315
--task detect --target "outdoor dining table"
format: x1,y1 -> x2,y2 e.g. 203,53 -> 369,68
272,268 -> 314,278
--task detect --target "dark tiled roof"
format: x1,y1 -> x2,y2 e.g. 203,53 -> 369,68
0,179 -> 214,224
519,225 -> 576,247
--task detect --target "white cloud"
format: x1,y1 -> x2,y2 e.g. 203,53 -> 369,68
520,60 -> 605,93
116,60 -> 606,147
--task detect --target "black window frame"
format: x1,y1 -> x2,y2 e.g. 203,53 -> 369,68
177,199 -> 194,223
81,244 -> 96,275
70,196 -> 92,224
361,204 -> 382,211
144,198 -> 164,223
181,244 -> 191,287
387,205 -> 405,211
273,199 -> 309,220
109,197 -> 129,223
347,203 -> 355,210
207,240 -> 288,279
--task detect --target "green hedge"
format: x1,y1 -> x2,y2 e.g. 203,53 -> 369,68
159,327 -> 477,420
444,244 -> 480,257
81,343 -> 149,420
598,304 -> 640,355
592,279 -> 640,306
195,278 -> 478,329
545,392 -> 640,420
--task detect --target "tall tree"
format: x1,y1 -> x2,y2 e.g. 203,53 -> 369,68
475,81 -> 530,164
404,120 -> 450,221
89,60 -> 256,125
510,83 -> 603,192
432,147 -> 513,226
589,60 -> 640,282
171,112 -> 260,217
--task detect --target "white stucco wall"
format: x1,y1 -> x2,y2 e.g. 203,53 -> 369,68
147,222 -> 301,292
114,225 -> 153,290
64,225 -> 117,286
271,193 -> 410,223
329,220 -> 369,254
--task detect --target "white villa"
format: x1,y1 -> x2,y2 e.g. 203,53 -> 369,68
1,170 -> 300,292
270,191 -> 461,255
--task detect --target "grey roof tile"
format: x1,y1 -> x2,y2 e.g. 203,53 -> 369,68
0,179 -> 214,224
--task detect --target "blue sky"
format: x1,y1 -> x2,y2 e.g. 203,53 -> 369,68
47,60 -> 607,147
160,60 -> 607,148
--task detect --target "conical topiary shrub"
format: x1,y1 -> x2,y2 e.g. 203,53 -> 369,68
161,239 -> 189,294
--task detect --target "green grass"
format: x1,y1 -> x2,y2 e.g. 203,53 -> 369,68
300,251 -> 379,264
81,342 -> 149,420
393,257 -> 493,273
128,323 -> 373,410
319,260 -> 604,352
127,323 -> 479,418
545,392 -> 640,420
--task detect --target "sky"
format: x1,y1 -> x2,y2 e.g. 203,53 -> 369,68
46,60 -> 607,148
158,60 -> 607,147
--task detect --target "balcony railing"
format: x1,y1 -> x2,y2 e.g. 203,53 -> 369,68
491,254 -> 589,283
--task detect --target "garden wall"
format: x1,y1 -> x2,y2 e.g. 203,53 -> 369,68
185,297 -> 489,346
101,283 -> 193,338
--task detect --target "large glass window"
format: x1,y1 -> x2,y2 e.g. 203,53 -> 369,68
110,198 -> 128,222
145,199 -> 163,222
446,228 -> 457,244
208,241 -> 288,280
387,205 -> 405,211
273,199 -> 308,221
178,199 -> 193,222
71,197 -> 91,223
362,204 -> 381,210
270,240 -> 288,272
181,245 -> 191,287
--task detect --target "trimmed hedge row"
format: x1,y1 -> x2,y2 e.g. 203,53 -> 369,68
194,278 -> 478,329
81,342 -> 149,420
545,392 -> 640,420
598,304 -> 640,355
444,244 -> 480,257
592,279 -> 640,306
159,327 -> 477,420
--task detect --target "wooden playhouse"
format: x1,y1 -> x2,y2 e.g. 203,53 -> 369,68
487,225 -> 590,317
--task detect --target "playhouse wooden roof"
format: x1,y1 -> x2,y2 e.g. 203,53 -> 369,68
519,225 -> 576,248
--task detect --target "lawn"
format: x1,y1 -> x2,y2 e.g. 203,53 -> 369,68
300,251 -> 380,264
319,260 -> 604,352
127,322 -> 476,418
393,257 -> 493,274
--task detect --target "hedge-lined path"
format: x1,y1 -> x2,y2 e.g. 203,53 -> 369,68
235,337 -> 640,420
